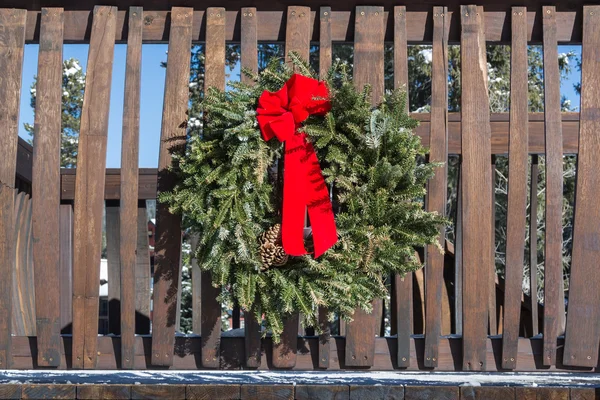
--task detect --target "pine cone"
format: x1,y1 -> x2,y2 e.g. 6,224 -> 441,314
259,224 -> 289,270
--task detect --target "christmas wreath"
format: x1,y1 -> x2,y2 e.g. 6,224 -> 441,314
161,53 -> 446,340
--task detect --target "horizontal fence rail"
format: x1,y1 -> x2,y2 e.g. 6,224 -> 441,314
3,3 -> 600,373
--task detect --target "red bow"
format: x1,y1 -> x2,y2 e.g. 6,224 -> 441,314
257,74 -> 338,258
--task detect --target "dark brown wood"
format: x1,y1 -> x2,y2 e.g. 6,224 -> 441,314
570,388 -> 600,400
516,388 -> 569,400
297,385 -> 349,400
135,202 -> 151,334
541,5 -> 563,368
16,137 -> 33,186
240,7 -> 257,83
240,385 -> 293,400
563,4 -> 600,368
21,384 -> 76,399
423,6 -> 448,369
189,234 -> 201,335
77,385 -> 131,399
245,306 -> 262,368
151,6 -> 192,367
119,6 -> 143,369
59,204 -> 74,334
405,386 -> 458,400
272,314 -> 299,368
71,6 -> 117,369
130,385 -> 186,400
60,169 -> 158,200
489,155 -> 498,337
0,384 -> 21,400
200,7 -> 226,369
187,385 -> 241,400
345,5 -> 384,368
0,7 -> 26,370
501,6 -> 529,370
461,387 -> 515,400
12,192 -> 34,337
106,203 -> 121,335
319,7 -> 332,80
460,4 -> 492,371
529,155 -> 539,337
392,5 -> 413,369
21,9 -> 588,45
349,385 -> 402,400
318,307 -> 330,368
285,6 -> 310,62
30,7 -> 63,368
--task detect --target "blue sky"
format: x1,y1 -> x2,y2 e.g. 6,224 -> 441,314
18,44 -> 582,169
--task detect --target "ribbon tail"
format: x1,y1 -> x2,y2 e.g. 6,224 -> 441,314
281,135 -> 309,256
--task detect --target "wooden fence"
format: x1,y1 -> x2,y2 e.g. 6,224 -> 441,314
2,3 -> 600,372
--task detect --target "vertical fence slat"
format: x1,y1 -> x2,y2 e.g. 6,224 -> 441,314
71,5 -> 116,369
501,6 -> 529,370
12,191 -> 25,336
13,192 -> 35,337
0,8 -> 26,370
345,5 -> 384,368
31,7 -> 64,367
391,5 -> 412,368
151,6 -> 192,366
489,156 -> 497,336
59,204 -> 73,334
423,6 -> 448,369
241,7 -> 257,84
460,4 -> 492,371
135,201 -> 151,335
106,202 -> 121,335
455,172 -> 463,336
529,155 -> 539,337
541,5 -> 563,367
119,6 -> 143,369
563,4 -> 600,368
201,7 -> 226,369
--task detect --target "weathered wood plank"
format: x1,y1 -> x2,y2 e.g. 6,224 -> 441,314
187,385 -> 241,400
0,7 -> 27,370
461,387 -> 515,400
0,384 -> 21,400
529,155 -> 539,337
349,385 -> 402,400
460,4 -> 492,371
285,6 -> 310,62
119,6 -> 143,369
271,314 -> 299,369
454,173 -> 463,336
501,6 -> 529,369
59,204 -> 73,334
71,6 -> 117,369
423,6 -> 448,369
12,192 -> 34,337
240,7 -> 257,84
130,385 -> 186,400
515,387 -> 568,400
200,7 -> 226,369
318,307 -> 331,369
391,5 -> 412,369
563,4 -> 600,368
297,385 -> 349,400
570,388 -> 600,400
22,384 -> 76,399
319,7 -> 332,80
245,306 -> 262,368
345,5 -> 385,368
135,201 -> 151,334
150,6 -> 192,367
541,5 -> 563,367
77,385 -> 131,399
30,7 -> 63,367
106,202 -> 121,335
405,386 -> 458,400
240,385 -> 293,400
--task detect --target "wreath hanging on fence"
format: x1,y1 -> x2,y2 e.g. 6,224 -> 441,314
161,53 -> 446,340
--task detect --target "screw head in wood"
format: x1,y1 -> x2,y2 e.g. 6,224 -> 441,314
360,11 -> 365,16
426,357 -> 431,360
249,12 -> 253,16
300,12 -> 305,17
441,13 -> 444,16
375,12 -> 379,15
97,352 -> 101,356
547,9 -> 551,14
217,13 -> 221,17
364,356 -> 368,360
465,12 -> 469,16
324,11 -> 328,15
352,355 -> 356,360
479,361 -> 483,366
432,358 -> 436,362
49,357 -> 53,362
133,12 -> 137,16
244,13 -> 247,16
402,357 -> 407,361
210,12 -> 214,16
587,355 -> 592,360
591,11 -> 595,15
519,12 -> 523,15
435,13 -> 438,17
321,358 -> 326,362
292,11 -> 296,16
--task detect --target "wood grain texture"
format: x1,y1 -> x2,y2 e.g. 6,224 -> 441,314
529,155 -> 539,337
119,6 -> 143,369
0,7 -> 26,370
71,6 -> 117,369
21,384 -> 76,399
151,6 -> 192,367
489,155 -> 498,337
77,385 -> 131,399
319,7 -> 331,80
541,5 -> 563,367
106,203 -> 121,335
501,6 -> 529,370
454,176 -> 463,336
285,6 -> 310,62
30,7 -> 63,368
59,204 -> 73,334
461,387 -> 515,400
423,6 -> 448,369
240,7 -> 257,84
405,386 -> 458,400
563,5 -> 600,368
391,6 -> 412,369
272,314 -> 299,368
349,385 -> 403,400
130,385 -> 186,400
0,384 -> 21,400
460,4 -> 492,371
570,388 -> 600,400
12,192 -> 33,337
187,385 -> 241,400
345,5 -> 385,368
297,385 -> 349,400
245,306 -> 262,368
240,385 -> 293,400
515,387 -> 568,400
318,307 -> 330,368
135,202 -> 151,335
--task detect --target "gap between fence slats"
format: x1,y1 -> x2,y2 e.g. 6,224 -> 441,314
501,6 -> 529,370
489,156 -> 497,337
119,6 -> 143,369
563,4 -> 600,368
151,6 -> 192,367
0,8 -> 27,370
345,5 -> 384,368
529,155 -> 539,338
423,6 -> 448,369
106,202 -> 121,335
59,204 -> 73,335
541,5 -> 563,368
200,7 -> 226,369
460,4 -> 492,371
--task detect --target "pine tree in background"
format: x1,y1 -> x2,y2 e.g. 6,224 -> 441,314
25,58 -> 85,168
